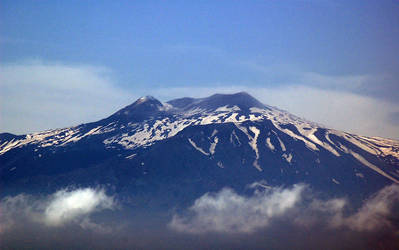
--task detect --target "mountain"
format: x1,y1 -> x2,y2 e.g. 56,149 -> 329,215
1,92 -> 398,205
2,92 -> 399,249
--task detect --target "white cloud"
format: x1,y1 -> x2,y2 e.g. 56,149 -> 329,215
0,194 -> 35,233
43,188 -> 115,226
169,182 -> 399,234
169,184 -> 305,233
153,85 -> 399,139
291,184 -> 399,232
301,72 -> 371,89
0,187 -> 116,233
0,60 -> 135,134
332,184 -> 399,231
1,60 -> 398,140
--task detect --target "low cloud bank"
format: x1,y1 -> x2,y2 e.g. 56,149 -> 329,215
332,184 -> 399,231
169,183 -> 399,234
1,183 -> 398,249
169,184 -> 305,233
0,187 -> 115,233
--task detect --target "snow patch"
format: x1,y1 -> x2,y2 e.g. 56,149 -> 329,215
249,107 -> 265,114
332,178 -> 340,185
225,113 -> 239,123
215,105 -> 240,112
234,124 -> 262,171
229,130 -> 241,146
248,126 -> 262,171
282,153 -> 293,163
188,138 -> 210,156
266,137 -> 275,151
356,173 -> 364,178
272,122 -> 319,151
209,137 -> 219,155
338,143 -> 399,184
125,153 -> 137,159
276,136 -> 286,152
295,126 -> 340,156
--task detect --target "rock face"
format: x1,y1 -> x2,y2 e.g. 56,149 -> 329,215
1,92 -> 399,209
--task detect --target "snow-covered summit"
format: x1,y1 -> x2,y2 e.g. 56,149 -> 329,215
136,95 -> 158,104
167,92 -> 268,112
1,92 -> 399,185
105,95 -> 165,123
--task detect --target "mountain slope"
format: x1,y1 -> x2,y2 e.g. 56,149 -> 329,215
1,92 -> 398,204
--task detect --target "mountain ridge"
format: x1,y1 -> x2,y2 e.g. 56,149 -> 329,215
1,92 -> 398,202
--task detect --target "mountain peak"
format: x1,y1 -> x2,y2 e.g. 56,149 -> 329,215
206,92 -> 267,110
107,96 -> 164,122
105,92 -> 269,123
168,92 -> 268,112
135,95 -> 158,105
124,95 -> 163,111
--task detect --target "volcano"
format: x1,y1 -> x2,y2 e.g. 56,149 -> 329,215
1,92 -> 399,249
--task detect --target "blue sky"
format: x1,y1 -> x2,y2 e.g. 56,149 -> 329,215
1,0 -> 399,138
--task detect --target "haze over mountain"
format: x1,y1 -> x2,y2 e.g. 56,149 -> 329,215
1,92 -> 399,249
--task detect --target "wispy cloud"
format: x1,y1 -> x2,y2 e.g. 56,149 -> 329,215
154,85 -> 399,139
1,59 -> 398,139
0,60 -> 135,134
332,184 -> 399,231
237,59 -> 399,104
301,72 -> 371,89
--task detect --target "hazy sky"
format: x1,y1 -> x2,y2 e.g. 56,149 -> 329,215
1,0 -> 398,139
